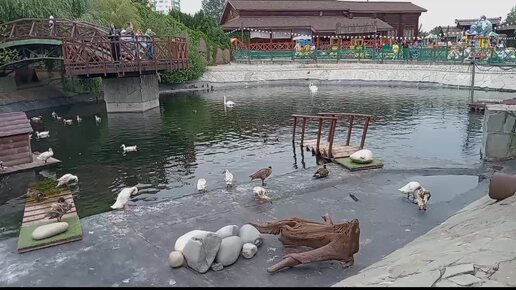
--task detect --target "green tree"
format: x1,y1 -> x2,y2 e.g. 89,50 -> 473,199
201,0 -> 226,22
0,0 -> 89,23
506,5 -> 516,23
80,0 -> 142,28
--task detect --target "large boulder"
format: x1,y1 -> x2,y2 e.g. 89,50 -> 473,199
215,225 -> 239,239
215,48 -> 224,65
241,243 -> 258,259
32,222 -> 68,240
168,251 -> 185,268
215,236 -> 242,266
238,224 -> 263,247
350,149 -> 374,164
182,232 -> 222,274
222,49 -> 231,64
174,230 -> 210,253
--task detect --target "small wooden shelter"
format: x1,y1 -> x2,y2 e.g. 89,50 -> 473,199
0,112 -> 33,168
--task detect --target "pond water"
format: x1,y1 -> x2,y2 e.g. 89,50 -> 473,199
0,85 -> 512,240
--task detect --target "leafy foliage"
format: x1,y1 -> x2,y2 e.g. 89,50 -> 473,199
507,6 -> 516,24
0,0 -> 89,22
201,0 -> 226,22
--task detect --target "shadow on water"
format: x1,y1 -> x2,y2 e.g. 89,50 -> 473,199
0,84 -> 513,240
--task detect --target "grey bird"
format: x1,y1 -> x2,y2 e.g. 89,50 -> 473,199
313,164 -> 329,179
45,197 -> 73,222
250,166 -> 272,186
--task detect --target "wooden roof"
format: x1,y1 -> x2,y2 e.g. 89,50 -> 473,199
0,112 -> 33,138
221,16 -> 393,33
455,17 -> 502,26
227,0 -> 427,13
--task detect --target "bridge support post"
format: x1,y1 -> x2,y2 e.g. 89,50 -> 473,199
0,75 -> 17,93
103,74 -> 159,113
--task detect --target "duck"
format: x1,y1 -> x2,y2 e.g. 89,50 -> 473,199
197,178 -> 207,193
56,116 -> 62,121
56,174 -> 79,188
76,115 -> 82,123
223,96 -> 235,108
263,136 -> 280,143
31,116 -> 43,123
250,166 -> 272,186
111,186 -> 139,211
26,188 -> 47,202
51,112 -> 58,119
223,169 -> 234,188
399,181 -> 424,204
37,148 -> 54,163
35,131 -> 50,139
63,119 -> 73,125
415,187 -> 431,211
313,164 -> 329,179
253,186 -> 272,204
309,82 -> 318,93
45,197 -> 73,222
121,144 -> 138,154
95,115 -> 102,124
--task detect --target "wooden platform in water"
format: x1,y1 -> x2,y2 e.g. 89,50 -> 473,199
17,187 -> 82,253
0,153 -> 61,176
304,139 -> 360,159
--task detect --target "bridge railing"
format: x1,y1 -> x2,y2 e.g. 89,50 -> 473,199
62,36 -> 188,76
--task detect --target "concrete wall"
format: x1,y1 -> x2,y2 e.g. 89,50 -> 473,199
482,104 -> 516,160
103,74 -> 159,113
199,63 -> 516,91
0,76 -> 17,93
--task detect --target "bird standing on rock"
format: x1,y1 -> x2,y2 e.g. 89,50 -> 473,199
250,166 -> 272,186
313,164 -> 329,178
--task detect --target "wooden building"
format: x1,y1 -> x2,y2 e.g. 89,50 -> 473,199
220,0 -> 427,46
0,112 -> 33,168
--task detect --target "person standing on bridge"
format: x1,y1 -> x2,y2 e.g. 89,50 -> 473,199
109,23 -> 121,61
145,28 -> 156,60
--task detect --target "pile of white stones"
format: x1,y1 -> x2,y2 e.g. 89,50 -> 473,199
168,224 -> 262,273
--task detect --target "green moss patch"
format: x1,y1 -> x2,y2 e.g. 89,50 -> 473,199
335,157 -> 384,172
29,178 -> 61,197
17,216 -> 83,253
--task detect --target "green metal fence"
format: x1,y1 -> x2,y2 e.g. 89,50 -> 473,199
234,46 -> 516,64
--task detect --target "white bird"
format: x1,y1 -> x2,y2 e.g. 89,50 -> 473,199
121,144 -> 138,154
197,178 -> 207,193
56,174 -> 79,187
309,82 -> 318,93
111,186 -> 139,211
253,186 -> 272,204
223,96 -> 235,108
76,115 -> 82,123
95,115 -> 101,124
51,112 -> 58,119
223,169 -> 234,187
63,119 -> 73,125
37,148 -> 54,163
31,116 -> 43,123
35,131 -> 50,139
399,181 -> 423,203
56,116 -> 62,121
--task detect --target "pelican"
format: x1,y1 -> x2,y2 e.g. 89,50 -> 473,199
223,96 -> 235,108
253,186 -> 272,204
121,144 -> 138,154
56,174 -> 79,187
35,131 -> 50,139
223,169 -> 234,187
95,115 -> 101,124
63,119 -> 73,125
250,166 -> 272,186
76,115 -> 82,123
309,82 -> 318,93
37,148 -> 54,163
197,178 -> 207,193
111,186 -> 139,211
31,116 -> 43,123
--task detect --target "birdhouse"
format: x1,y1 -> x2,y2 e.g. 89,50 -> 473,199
0,112 -> 34,168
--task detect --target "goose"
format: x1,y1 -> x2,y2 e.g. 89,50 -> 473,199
313,164 -> 329,179
111,186 -> 139,211
56,174 -> 79,187
250,166 -> 272,186
94,115 -> 102,124
415,187 -> 431,211
35,131 -> 50,139
63,119 -> 73,125
253,186 -> 272,204
51,112 -> 58,119
223,169 -> 234,187
197,178 -> 207,193
26,188 -> 47,202
309,82 -> 318,93
37,148 -> 54,163
399,181 -> 425,204
76,115 -> 82,123
45,197 -> 72,222
31,116 -> 43,123
223,96 -> 235,108
121,144 -> 138,154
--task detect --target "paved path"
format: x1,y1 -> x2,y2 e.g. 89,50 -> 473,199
334,192 -> 516,287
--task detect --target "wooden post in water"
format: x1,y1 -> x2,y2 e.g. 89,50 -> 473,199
346,115 -> 355,146
328,119 -> 336,159
316,118 -> 323,154
469,60 -> 476,103
360,117 -> 371,149
292,116 -> 297,143
300,117 -> 307,146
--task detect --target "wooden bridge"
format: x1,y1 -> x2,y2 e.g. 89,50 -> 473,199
0,18 -> 188,77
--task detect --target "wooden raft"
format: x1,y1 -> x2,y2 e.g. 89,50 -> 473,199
304,139 -> 359,159
0,153 -> 61,176
17,189 -> 83,253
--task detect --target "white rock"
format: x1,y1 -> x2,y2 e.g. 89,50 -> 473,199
168,251 -> 185,268
174,230 -> 210,253
182,232 -> 222,274
242,243 -> 258,259
350,149 -> 374,164
32,222 -> 69,240
216,236 -> 242,266
215,225 -> 239,239
238,224 -> 263,247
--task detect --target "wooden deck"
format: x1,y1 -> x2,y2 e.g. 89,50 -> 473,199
304,139 -> 360,159
0,153 -> 61,176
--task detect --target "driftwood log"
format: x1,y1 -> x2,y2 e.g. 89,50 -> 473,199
250,213 -> 360,273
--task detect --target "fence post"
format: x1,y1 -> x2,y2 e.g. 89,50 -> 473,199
469,60 -> 476,103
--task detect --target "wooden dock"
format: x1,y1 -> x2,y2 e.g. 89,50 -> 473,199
304,139 -> 360,159
0,153 -> 61,176
17,187 -> 82,253
469,98 -> 516,113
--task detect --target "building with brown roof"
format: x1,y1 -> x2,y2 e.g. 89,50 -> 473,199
0,112 -> 33,168
220,0 -> 427,47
